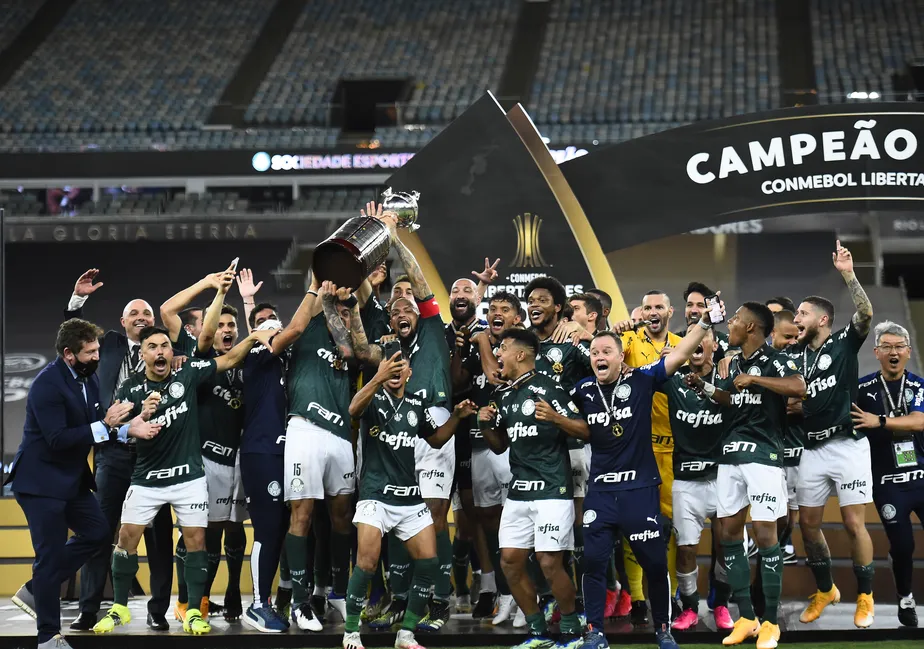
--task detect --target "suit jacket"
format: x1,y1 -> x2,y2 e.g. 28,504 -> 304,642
5,358 -> 103,497
65,304 -> 129,410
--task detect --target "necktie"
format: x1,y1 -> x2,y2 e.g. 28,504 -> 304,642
129,344 -> 142,373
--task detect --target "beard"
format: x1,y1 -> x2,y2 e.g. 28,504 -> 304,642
452,299 -> 476,324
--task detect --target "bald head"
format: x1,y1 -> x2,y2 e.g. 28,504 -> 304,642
449,278 -> 478,324
121,299 -> 155,342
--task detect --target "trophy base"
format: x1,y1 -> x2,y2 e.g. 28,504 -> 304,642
312,216 -> 391,289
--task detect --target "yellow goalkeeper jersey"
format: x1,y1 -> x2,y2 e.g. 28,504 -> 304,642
620,328 -> 682,453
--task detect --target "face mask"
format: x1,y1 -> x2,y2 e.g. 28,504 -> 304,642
72,358 -> 99,378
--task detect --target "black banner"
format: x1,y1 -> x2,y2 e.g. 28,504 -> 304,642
385,94 -> 593,304
562,103 -> 924,251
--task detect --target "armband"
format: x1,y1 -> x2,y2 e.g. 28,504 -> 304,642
341,295 -> 358,309
417,296 -> 440,319
698,318 -> 712,330
702,382 -> 716,398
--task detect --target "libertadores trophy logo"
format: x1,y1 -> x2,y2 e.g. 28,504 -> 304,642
511,212 -> 550,268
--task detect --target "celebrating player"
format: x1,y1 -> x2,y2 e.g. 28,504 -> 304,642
792,240 -> 875,628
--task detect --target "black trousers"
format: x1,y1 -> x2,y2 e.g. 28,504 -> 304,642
18,491 -> 109,643
78,443 -> 174,615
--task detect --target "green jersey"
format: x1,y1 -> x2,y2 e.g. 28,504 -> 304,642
791,324 -> 866,449
194,348 -> 244,467
116,358 -> 217,487
783,415 -> 807,467
287,313 -> 352,439
717,344 -> 800,468
173,327 -> 199,357
536,337 -> 591,449
361,296 -> 391,343
359,389 -> 435,505
462,340 -> 499,452
659,369 -> 726,480
491,370 -> 580,501
399,311 -> 452,410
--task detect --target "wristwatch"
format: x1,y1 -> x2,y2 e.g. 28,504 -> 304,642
878,414 -> 887,428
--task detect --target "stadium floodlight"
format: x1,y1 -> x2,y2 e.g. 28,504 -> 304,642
846,91 -> 881,100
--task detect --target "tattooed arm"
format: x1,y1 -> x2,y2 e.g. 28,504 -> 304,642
391,236 -> 432,301
347,301 -> 384,365
320,282 -> 354,360
833,239 -> 873,336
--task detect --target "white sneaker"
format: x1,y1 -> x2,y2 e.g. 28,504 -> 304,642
513,607 -> 527,628
492,594 -> 515,625
292,602 -> 323,632
395,628 -> 426,649
343,631 -> 365,649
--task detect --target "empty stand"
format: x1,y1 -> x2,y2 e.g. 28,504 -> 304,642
245,0 -> 519,126
0,0 -> 272,134
811,0 -> 924,102
0,0 -> 43,53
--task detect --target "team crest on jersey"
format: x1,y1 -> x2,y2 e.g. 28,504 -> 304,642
521,399 -> 536,416
747,366 -> 761,376
290,478 -> 304,493
547,347 -> 564,363
267,481 -> 281,497
817,354 -> 832,371
229,398 -> 242,409
407,411 -> 418,427
905,389 -> 915,404
787,360 -> 798,371
583,510 -> 597,524
512,404 -> 519,413
168,382 -> 185,399
615,384 -> 632,400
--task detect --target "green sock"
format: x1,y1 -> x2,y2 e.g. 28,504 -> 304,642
853,562 -> 874,595
330,531 -> 352,596
345,567 -> 373,632
485,528 -> 510,595
605,553 -> 618,591
175,537 -> 188,604
807,554 -> 834,593
452,535 -> 472,596
714,578 -> 731,607
224,523 -> 246,598
185,550 -> 209,609
285,533 -> 310,605
388,533 -> 412,599
526,611 -> 548,635
404,556 -> 437,631
204,527 -> 222,598
279,545 -> 292,588
560,611 -> 581,635
759,544 -> 782,624
435,529 -> 453,601
111,549 -> 138,607
572,524 -> 584,598
721,540 -> 754,620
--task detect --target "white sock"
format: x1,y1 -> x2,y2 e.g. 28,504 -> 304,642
313,584 -> 326,597
677,569 -> 698,597
480,571 -> 497,593
278,579 -> 292,589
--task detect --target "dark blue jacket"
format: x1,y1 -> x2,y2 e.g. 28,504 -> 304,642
5,358 -> 103,497
65,304 -> 128,410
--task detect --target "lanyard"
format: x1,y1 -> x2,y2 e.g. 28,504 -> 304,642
595,369 -> 629,415
507,369 -> 536,390
802,336 -> 831,380
879,371 -> 908,417
381,389 -> 407,427
735,345 -> 764,376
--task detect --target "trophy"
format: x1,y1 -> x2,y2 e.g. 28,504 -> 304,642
312,187 -> 420,289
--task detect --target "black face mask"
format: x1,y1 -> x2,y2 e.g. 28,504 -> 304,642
72,358 -> 99,378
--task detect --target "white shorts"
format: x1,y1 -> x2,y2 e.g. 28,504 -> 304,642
499,498 -> 574,552
716,463 -> 788,522
122,476 -> 209,528
472,448 -> 511,508
570,448 -> 589,499
672,478 -> 718,546
204,455 -> 248,523
797,436 -> 873,508
785,466 -> 800,511
353,499 -> 433,542
284,417 -> 355,501
415,436 -> 455,500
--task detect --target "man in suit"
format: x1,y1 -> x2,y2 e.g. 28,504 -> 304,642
63,269 -> 176,631
6,318 -> 159,649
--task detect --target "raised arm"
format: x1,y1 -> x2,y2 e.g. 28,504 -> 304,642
664,319 -> 714,375
215,330 -> 273,372
425,400 -> 477,449
833,239 -> 873,337
236,268 -> 264,334
198,269 -> 235,354
365,200 -> 432,301
269,274 -> 321,355
161,265 -> 231,343
66,269 -> 104,320
347,296 -> 384,365
472,331 -> 504,385
471,257 -> 499,304
320,281 -> 355,360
